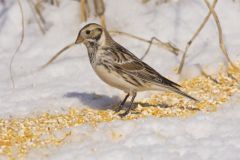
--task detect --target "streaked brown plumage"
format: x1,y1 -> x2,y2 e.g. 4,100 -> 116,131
75,23 -> 198,117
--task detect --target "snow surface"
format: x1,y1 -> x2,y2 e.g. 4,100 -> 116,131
0,0 -> 240,159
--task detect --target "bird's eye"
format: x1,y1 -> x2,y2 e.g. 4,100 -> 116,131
86,30 -> 90,35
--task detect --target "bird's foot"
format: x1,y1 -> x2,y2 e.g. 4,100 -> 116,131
118,109 -> 131,118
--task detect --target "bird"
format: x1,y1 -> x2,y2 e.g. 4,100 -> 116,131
75,23 -> 198,117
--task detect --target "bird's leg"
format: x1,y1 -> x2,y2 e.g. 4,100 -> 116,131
119,93 -> 137,117
115,93 -> 130,112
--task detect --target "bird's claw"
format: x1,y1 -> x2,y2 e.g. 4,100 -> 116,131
117,109 -> 131,117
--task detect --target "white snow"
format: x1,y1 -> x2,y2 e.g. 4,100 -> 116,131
0,0 -> 240,159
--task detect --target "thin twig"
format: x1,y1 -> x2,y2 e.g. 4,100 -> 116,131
80,0 -> 87,22
196,64 -> 219,84
27,0 -> 46,34
86,0 -> 90,18
94,0 -> 106,28
204,0 -> 238,69
227,72 -> 238,82
140,37 -> 180,60
100,15 -> 106,29
9,0 -> 24,88
53,0 -> 59,6
40,43 -> 76,69
141,37 -> 156,60
177,0 -> 218,74
35,1 -> 46,25
109,30 -> 180,56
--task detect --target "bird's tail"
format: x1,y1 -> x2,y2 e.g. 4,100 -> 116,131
166,85 -> 199,102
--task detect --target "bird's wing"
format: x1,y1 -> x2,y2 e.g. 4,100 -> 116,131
106,43 -> 181,88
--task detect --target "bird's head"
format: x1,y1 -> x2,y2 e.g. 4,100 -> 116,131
75,23 -> 108,46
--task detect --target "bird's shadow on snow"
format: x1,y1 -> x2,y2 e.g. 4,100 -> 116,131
64,92 -> 121,110
64,92 -> 184,112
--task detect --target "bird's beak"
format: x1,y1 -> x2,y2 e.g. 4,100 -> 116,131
75,36 -> 84,44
